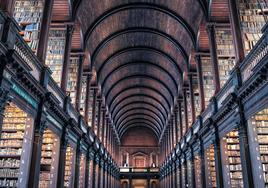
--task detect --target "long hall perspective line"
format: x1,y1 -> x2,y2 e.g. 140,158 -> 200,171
0,0 -> 268,188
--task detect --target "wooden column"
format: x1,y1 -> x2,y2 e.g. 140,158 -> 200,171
206,23 -> 221,94
0,0 -> 15,15
36,0 -> 54,63
174,161 -> 178,188
174,108 -> 179,144
92,155 -> 97,188
195,55 -> 205,112
56,129 -> 68,188
75,55 -> 84,111
98,161 -> 102,188
84,148 -> 91,188
189,74 -> 196,121
28,92 -> 48,188
84,73 -> 92,123
190,147 -> 196,188
61,24 -> 74,92
178,101 -> 183,139
213,129 -> 224,188
200,139 -> 207,188
101,109 -> 106,143
183,88 -> 189,131
237,97 -> 254,188
228,0 -> 245,64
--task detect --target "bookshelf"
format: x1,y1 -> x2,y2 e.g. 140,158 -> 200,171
88,160 -> 93,188
250,108 -> 268,186
79,154 -> 86,188
181,161 -> 186,187
13,0 -> 44,52
79,76 -> 87,116
186,93 -> 193,127
176,164 -> 180,188
194,155 -> 202,188
64,145 -> 75,188
181,109 -> 186,136
88,89 -> 94,128
238,0 -> 268,55
222,130 -> 243,188
194,85 -> 201,117
215,28 -> 236,87
39,129 -> 59,188
205,145 -> 217,188
0,103 -> 34,187
45,28 -> 67,85
201,57 -> 215,107
67,56 -> 79,105
187,159 -> 193,188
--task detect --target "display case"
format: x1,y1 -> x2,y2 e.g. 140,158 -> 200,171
45,28 -> 66,85
67,56 -> 79,105
238,0 -> 268,55
13,0 -> 44,52
0,103 -> 34,187
215,28 -> 236,87
39,129 -> 60,188
205,145 -> 217,188
201,57 -> 215,107
64,145 -> 75,188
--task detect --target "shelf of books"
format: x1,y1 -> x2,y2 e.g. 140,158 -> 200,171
215,28 -> 236,87
176,162 -> 180,188
181,160 -> 186,187
13,0 -> 44,52
205,145 -> 217,188
186,158 -> 193,188
39,129 -> 60,188
79,76 -> 87,116
186,92 -> 193,127
194,155 -> 202,188
79,154 -> 86,188
64,145 -> 75,188
67,56 -> 79,105
248,108 -> 268,186
87,89 -> 94,128
193,82 -> 201,117
94,100 -> 99,134
221,130 -> 243,188
201,56 -> 215,107
238,0 -> 268,55
0,103 -> 34,187
88,160 -> 93,188
45,28 -> 67,85
181,109 -> 187,136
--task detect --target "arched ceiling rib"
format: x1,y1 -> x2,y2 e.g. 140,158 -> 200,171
77,0 -> 204,140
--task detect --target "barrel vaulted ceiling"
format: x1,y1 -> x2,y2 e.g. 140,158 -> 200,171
75,0 -> 205,141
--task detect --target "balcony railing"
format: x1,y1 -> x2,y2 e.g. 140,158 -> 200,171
119,167 -> 159,173
240,23 -> 268,83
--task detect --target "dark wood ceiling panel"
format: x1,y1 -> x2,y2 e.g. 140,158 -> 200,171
75,0 -> 205,139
